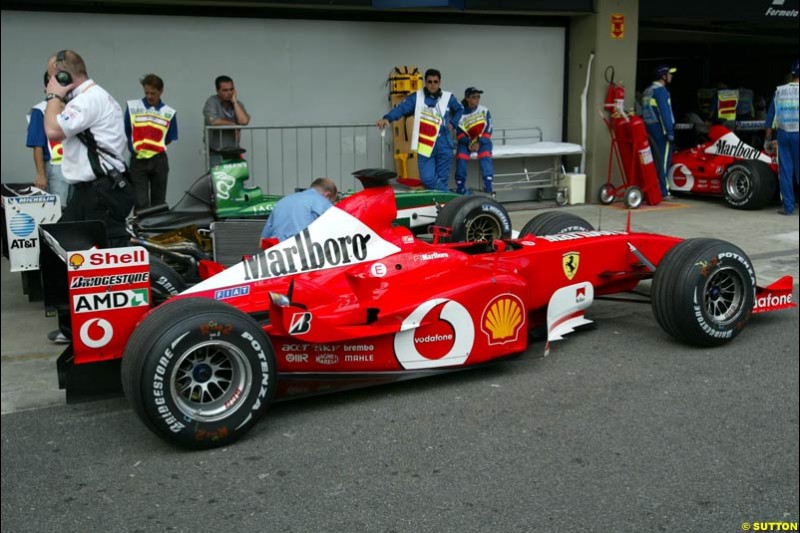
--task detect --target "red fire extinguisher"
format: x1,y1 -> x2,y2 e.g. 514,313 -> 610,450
605,67 -> 663,205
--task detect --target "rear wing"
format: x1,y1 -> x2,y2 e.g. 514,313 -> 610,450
40,222 -> 151,401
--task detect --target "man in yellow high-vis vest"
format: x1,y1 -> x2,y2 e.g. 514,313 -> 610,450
124,74 -> 178,210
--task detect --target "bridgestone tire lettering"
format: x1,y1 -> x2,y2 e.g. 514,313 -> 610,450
121,298 -> 276,449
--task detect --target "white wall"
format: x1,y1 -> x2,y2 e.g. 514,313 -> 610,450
1,10 -> 565,201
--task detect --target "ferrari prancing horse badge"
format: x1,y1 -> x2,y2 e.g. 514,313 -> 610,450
562,252 -> 580,280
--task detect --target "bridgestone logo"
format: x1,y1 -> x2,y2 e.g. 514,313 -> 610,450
70,273 -> 149,288
243,228 -> 371,281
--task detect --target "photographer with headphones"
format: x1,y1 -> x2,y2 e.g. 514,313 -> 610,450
43,49 -> 135,248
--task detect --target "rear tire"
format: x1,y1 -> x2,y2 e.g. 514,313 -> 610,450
433,195 -> 512,243
723,160 -> 776,210
519,212 -> 594,237
150,257 -> 187,306
121,298 -> 277,449
651,238 -> 755,347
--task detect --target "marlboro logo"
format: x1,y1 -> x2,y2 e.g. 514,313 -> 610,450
243,228 -> 371,281
712,139 -> 760,160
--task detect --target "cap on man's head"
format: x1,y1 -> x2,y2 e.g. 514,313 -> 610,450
654,64 -> 677,77
465,87 -> 484,97
792,59 -> 799,75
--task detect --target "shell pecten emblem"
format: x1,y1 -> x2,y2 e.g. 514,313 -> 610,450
563,251 -> 580,280
68,253 -> 85,270
481,294 -> 525,345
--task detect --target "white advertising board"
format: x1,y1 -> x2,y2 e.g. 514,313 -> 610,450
3,194 -> 61,272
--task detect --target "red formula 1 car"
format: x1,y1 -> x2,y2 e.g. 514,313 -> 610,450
667,125 -> 778,209
43,170 -> 794,449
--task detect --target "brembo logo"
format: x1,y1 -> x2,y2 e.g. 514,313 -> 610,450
243,228 -> 371,281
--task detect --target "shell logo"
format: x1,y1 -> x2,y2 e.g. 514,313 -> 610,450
481,294 -> 525,345
68,253 -> 85,269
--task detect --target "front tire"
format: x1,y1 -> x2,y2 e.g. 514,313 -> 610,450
651,238 -> 755,347
433,195 -> 512,243
121,298 -> 277,449
723,160 -> 776,210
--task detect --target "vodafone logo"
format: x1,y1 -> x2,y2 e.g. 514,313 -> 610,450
394,299 -> 474,369
80,318 -> 113,348
668,164 -> 694,191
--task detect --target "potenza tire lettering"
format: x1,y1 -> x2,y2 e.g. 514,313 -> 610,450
651,239 -> 755,347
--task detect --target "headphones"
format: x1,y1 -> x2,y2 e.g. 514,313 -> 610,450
55,50 -> 73,86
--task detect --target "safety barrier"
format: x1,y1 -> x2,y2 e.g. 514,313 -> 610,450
205,124 -> 387,195
204,124 -> 579,200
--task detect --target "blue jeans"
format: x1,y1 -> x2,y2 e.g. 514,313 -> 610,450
46,162 -> 70,208
777,129 -> 799,213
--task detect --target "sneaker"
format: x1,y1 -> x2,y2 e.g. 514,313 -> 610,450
777,209 -> 794,216
663,194 -> 675,201
47,330 -> 70,344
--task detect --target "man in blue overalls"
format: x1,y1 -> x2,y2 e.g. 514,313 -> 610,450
641,64 -> 676,199
765,60 -> 799,216
455,87 -> 494,195
377,69 -> 463,191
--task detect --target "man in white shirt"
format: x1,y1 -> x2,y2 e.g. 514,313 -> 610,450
43,49 -> 134,247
